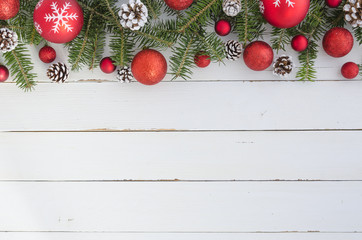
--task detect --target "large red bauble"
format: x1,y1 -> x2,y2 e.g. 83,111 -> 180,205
39,46 -> 57,63
131,49 -> 167,85
341,62 -> 359,79
325,0 -> 342,8
291,35 -> 308,51
194,52 -> 211,68
322,27 -> 354,58
259,0 -> 310,28
33,0 -> 84,43
100,57 -> 116,74
164,0 -> 193,10
215,19 -> 231,36
0,0 -> 20,20
0,65 -> 10,82
243,41 -> 274,71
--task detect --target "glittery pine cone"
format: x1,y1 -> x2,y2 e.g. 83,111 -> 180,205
119,0 -> 148,31
223,0 -> 242,17
117,66 -> 133,83
225,40 -> 243,61
47,62 -> 69,83
273,55 -> 294,78
343,0 -> 362,28
0,28 -> 18,53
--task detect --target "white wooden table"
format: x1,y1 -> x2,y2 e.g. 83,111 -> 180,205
0,26 -> 361,240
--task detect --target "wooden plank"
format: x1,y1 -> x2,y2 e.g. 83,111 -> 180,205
1,81 -> 362,131
0,182 -> 361,232
1,131 -> 362,180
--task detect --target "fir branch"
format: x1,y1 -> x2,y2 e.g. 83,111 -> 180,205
143,0 -> 162,19
110,29 -> 134,67
170,35 -> 195,80
271,28 -> 290,53
296,40 -> 318,81
101,0 -> 123,32
195,31 -> 225,63
353,27 -> 362,45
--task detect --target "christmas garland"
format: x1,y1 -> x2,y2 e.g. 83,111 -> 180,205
0,0 -> 361,91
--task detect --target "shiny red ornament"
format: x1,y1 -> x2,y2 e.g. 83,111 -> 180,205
39,46 -> 57,63
100,57 -> 116,74
0,65 -> 10,82
243,41 -> 274,71
291,35 -> 308,51
323,27 -> 354,58
194,52 -> 211,68
259,0 -> 310,28
325,0 -> 342,8
131,49 -> 167,85
164,0 -> 193,10
341,62 -> 359,79
215,19 -> 231,36
0,0 -> 20,20
33,0 -> 84,43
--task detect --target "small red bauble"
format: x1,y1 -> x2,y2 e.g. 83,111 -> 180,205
291,35 -> 308,52
243,41 -> 274,71
39,46 -> 57,63
164,0 -> 193,10
0,65 -> 10,82
215,19 -> 231,36
0,0 -> 20,20
259,0 -> 310,28
131,49 -> 167,85
100,57 -> 116,74
325,0 -> 342,8
341,62 -> 359,79
194,52 -> 211,68
323,27 -> 354,58
33,0 -> 84,43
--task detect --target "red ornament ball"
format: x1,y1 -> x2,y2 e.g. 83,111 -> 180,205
215,19 -> 231,36
341,62 -> 359,79
0,0 -> 20,20
291,35 -> 308,52
33,0 -> 84,43
164,0 -> 193,10
39,46 -> 57,63
243,41 -> 274,71
325,0 -> 342,8
323,27 -> 354,58
0,65 -> 10,82
100,57 -> 116,74
194,52 -> 211,68
131,49 -> 167,85
259,0 -> 310,28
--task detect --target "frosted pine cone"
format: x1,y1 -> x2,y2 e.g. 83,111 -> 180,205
0,28 -> 18,53
223,0 -> 242,17
117,66 -> 133,83
273,55 -> 294,78
119,0 -> 148,31
225,40 -> 243,61
47,62 -> 69,83
343,0 -> 362,28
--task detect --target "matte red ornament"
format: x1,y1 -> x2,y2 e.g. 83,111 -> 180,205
0,0 -> 20,20
259,0 -> 310,28
39,46 -> 57,63
323,27 -> 354,58
194,52 -> 211,68
215,19 -> 231,36
291,35 -> 308,52
131,49 -> 167,85
164,0 -> 193,10
243,41 -> 274,71
341,62 -> 359,79
100,57 -> 116,74
33,0 -> 84,43
325,0 -> 342,8
0,65 -> 10,82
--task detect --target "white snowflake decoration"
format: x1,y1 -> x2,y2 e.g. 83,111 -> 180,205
36,0 -> 44,10
273,0 -> 295,8
44,2 -> 79,34
34,22 -> 42,34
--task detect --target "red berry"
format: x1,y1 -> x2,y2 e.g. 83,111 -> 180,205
341,62 -> 359,79
215,19 -> 231,36
291,35 -> 308,52
194,52 -> 211,68
0,65 -> 9,82
100,57 -> 116,74
39,46 -> 56,63
325,0 -> 342,8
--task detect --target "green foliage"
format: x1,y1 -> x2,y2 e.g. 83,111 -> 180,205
296,40 -> 318,81
110,29 -> 134,67
271,28 -> 291,54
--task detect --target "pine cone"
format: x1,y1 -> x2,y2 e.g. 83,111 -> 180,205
119,0 -> 148,31
47,62 -> 69,83
273,55 -> 294,78
0,28 -> 18,53
343,0 -> 362,28
223,0 -> 242,17
225,40 -> 243,61
117,66 -> 133,83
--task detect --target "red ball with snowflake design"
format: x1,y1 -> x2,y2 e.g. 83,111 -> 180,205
259,0 -> 310,28
33,0 -> 84,43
